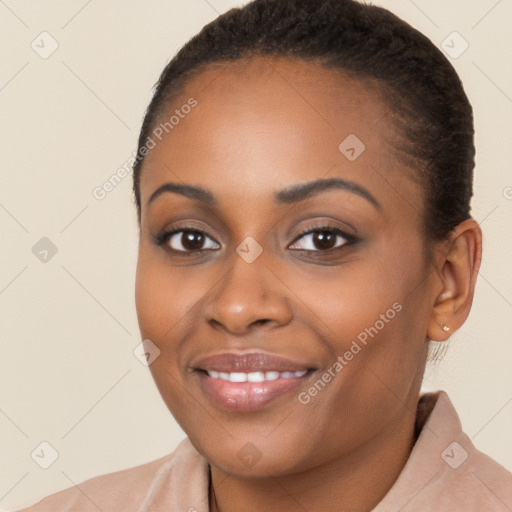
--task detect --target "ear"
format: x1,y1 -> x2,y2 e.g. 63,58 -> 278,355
427,219 -> 483,342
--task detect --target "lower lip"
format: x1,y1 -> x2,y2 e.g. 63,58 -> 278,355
196,371 -> 311,411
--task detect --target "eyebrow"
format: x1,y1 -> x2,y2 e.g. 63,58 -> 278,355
148,182 -> 217,207
147,177 -> 380,210
275,178 -> 381,210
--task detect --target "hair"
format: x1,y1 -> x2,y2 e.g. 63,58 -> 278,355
132,0 -> 475,241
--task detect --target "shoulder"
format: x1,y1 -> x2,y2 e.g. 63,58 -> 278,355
436,446 -> 512,510
408,436 -> 512,511
427,391 -> 512,510
374,391 -> 512,512
15,438 -> 209,512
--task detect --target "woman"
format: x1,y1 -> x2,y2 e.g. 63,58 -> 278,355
18,0 -> 512,510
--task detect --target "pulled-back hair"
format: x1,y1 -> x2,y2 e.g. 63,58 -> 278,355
132,0 -> 474,241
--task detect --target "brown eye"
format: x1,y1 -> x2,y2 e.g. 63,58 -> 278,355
166,230 -> 220,252
289,228 -> 351,252
313,231 -> 337,250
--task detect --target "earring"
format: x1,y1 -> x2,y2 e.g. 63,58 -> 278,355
441,323 -> 450,332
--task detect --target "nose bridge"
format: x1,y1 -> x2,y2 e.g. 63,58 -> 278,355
204,247 -> 291,334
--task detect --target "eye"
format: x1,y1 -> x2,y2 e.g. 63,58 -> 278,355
288,226 -> 355,252
154,228 -> 221,253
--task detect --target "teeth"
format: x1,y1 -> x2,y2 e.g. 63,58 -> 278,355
289,370 -> 308,378
247,372 -> 265,382
206,369 -> 307,381
229,372 -> 247,382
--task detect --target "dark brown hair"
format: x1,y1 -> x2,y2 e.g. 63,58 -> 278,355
132,0 -> 474,241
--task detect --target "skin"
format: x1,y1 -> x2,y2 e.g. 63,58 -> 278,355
135,57 -> 482,512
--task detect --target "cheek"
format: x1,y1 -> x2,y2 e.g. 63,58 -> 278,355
135,246 -> 207,341
292,267 -> 426,444
134,249 -> 200,420
289,248 -> 427,392
282,260 -> 404,345
313,237 -> 426,342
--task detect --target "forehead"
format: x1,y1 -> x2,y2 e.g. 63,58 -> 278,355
139,56 -> 417,211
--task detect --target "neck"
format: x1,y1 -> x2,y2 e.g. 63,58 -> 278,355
209,399 -> 419,512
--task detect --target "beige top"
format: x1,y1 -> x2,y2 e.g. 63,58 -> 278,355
17,391 -> 512,511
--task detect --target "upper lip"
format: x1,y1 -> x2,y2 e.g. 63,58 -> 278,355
192,352 -> 315,373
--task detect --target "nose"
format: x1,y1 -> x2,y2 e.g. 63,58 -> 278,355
204,252 -> 292,335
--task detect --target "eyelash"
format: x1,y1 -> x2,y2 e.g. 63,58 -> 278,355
152,223 -> 358,256
290,224 -> 357,252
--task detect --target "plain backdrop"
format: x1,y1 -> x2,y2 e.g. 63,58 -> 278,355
1,0 -> 511,509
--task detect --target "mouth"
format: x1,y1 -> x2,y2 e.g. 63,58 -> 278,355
192,352 -> 316,412
204,369 -> 308,382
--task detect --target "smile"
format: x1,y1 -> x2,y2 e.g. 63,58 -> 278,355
191,352 -> 316,412
206,370 -> 308,382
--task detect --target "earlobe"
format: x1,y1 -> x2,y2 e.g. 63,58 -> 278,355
427,219 -> 482,342
428,320 -> 452,342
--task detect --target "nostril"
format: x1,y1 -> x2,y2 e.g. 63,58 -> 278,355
251,319 -> 269,327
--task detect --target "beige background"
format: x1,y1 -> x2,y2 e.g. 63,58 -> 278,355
1,0 -> 511,509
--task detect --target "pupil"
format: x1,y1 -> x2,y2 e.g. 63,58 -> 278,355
182,231 -> 204,250
314,231 -> 335,250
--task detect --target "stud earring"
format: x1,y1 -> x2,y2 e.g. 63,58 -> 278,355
441,323 -> 450,332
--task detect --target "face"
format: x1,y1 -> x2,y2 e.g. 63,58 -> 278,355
135,57 -> 436,477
